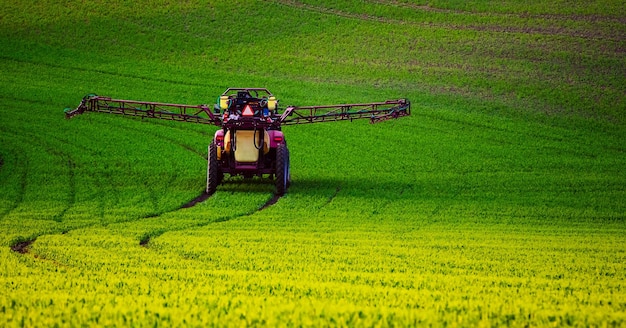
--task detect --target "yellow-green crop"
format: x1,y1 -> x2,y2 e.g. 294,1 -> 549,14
1,0 -> 625,326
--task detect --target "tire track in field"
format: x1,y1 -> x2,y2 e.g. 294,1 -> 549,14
274,0 -> 623,41
18,124 -> 112,223
8,114 -> 222,257
2,127 -> 82,224
61,100 -> 211,222
10,238 -> 68,268
373,0 -> 626,24
0,129 -> 68,221
140,192 -> 282,247
139,190 -> 212,246
75,117 -> 208,214
1,128 -> 90,255
51,159 -> 76,223
180,191 -> 210,209
0,136 -> 58,253
2,92 -> 211,257
5,94 -> 267,257
316,185 -> 341,211
5,116 -> 207,255
142,180 -> 341,247
94,118 -> 210,215
0,148 -> 28,222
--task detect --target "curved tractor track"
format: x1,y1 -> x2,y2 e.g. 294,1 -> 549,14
5,116 -> 207,255
140,191 -> 282,247
8,127 -> 282,255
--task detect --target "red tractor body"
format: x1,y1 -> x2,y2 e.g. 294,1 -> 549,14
207,88 -> 290,195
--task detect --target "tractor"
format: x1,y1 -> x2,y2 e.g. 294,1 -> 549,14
65,88 -> 410,195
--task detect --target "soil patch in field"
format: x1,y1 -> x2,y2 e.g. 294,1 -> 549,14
11,239 -> 35,254
140,236 -> 150,247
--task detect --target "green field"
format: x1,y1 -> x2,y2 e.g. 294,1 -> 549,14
1,0 -> 625,326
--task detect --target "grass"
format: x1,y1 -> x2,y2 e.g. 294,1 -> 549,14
0,0 -> 625,326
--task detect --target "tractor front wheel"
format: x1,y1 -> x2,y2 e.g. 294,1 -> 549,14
275,144 -> 289,195
206,141 -> 221,195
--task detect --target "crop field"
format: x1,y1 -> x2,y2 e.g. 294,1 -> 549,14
1,0 -> 625,326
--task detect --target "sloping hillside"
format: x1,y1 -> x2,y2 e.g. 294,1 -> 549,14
1,0 -> 624,326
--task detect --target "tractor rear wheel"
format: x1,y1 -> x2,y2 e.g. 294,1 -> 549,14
286,146 -> 291,187
206,141 -> 220,195
275,144 -> 289,195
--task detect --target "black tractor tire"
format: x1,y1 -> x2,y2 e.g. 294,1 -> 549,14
275,144 -> 289,196
206,141 -> 220,195
286,146 -> 291,187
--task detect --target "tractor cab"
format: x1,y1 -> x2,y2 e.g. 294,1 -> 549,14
208,88 -> 288,192
216,88 -> 278,120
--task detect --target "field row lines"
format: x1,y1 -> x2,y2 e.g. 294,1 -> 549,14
272,0 -> 624,41
371,0 -> 626,24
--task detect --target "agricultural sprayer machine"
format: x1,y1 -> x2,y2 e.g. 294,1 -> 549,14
65,88 -> 410,195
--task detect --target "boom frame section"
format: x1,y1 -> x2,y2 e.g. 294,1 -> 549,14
65,95 -> 221,126
65,94 -> 410,126
280,99 -> 410,125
